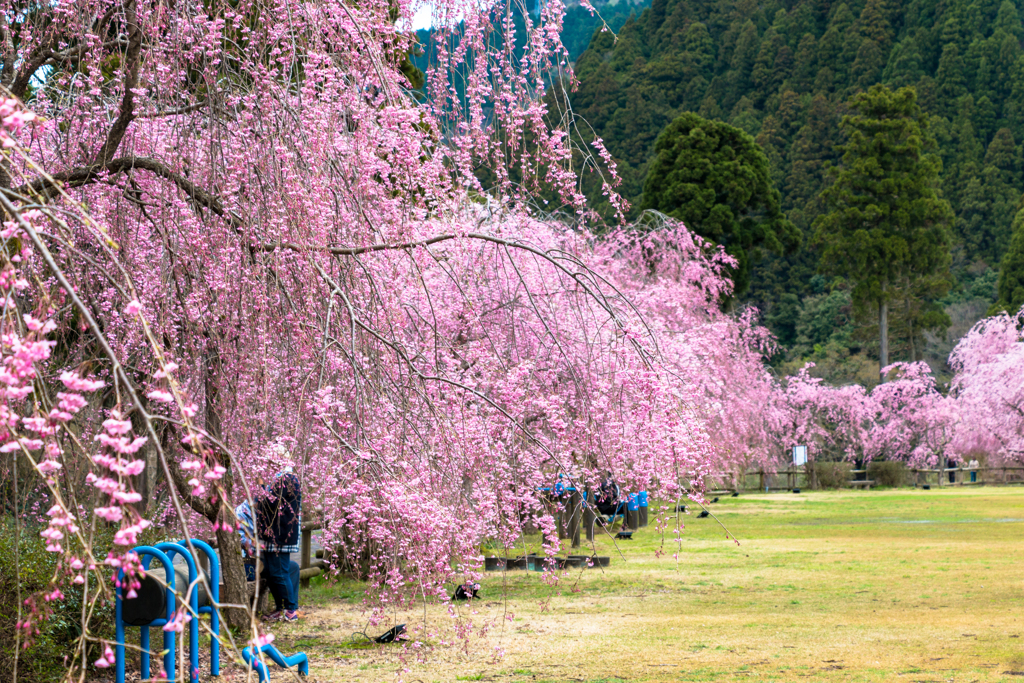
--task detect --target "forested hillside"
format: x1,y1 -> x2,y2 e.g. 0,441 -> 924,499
566,0 -> 1024,379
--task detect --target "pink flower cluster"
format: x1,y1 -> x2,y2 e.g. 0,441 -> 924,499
0,97 -> 36,147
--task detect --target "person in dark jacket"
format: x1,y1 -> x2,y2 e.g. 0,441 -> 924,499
235,499 -> 300,617
255,463 -> 303,622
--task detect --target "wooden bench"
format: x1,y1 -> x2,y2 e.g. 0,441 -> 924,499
848,480 -> 875,489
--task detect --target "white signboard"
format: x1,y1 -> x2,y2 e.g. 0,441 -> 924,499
792,445 -> 808,466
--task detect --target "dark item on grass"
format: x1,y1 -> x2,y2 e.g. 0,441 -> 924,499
697,510 -> 710,518
711,497 -> 720,503
731,492 -> 740,497
375,624 -> 406,643
615,530 -> 633,540
453,584 -> 479,600
793,488 -> 801,493
675,505 -> 688,512
922,484 -> 931,490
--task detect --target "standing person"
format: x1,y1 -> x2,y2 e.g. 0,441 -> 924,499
235,499 -> 301,605
256,451 -> 304,622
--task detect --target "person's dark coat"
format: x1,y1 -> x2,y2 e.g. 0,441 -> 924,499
256,472 -> 302,548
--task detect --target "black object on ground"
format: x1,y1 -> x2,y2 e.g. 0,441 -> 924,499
711,497 -> 720,503
615,530 -> 633,540
697,510 -> 710,518
923,484 -> 931,490
453,583 -> 479,600
731,492 -> 739,497
675,505 -> 688,512
588,556 -> 611,567
793,488 -> 801,493
375,624 -> 406,643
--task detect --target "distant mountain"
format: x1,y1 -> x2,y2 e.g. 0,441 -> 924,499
412,0 -> 650,71
562,0 -> 653,61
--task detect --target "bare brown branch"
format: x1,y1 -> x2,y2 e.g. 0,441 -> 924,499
93,0 -> 143,165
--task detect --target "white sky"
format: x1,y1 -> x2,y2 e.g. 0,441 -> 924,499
412,4 -> 434,30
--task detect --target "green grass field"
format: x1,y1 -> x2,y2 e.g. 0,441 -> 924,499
269,488 -> 1024,682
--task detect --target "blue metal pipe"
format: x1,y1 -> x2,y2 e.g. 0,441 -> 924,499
175,538 -> 221,676
116,546 -> 176,683
156,542 -> 199,683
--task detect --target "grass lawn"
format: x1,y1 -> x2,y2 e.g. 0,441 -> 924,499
265,488 -> 1024,682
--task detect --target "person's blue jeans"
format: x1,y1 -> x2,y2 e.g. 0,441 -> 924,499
262,552 -> 299,612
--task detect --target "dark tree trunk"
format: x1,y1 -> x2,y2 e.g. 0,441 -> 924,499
214,515 -> 251,630
905,294 -> 916,361
158,336 -> 251,632
202,338 -> 251,631
878,293 -> 889,381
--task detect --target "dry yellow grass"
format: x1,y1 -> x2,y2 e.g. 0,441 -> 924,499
268,487 -> 1024,682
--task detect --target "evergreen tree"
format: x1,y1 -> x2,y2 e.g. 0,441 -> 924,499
814,86 -> 954,376
641,113 -> 799,296
786,95 -> 838,232
993,200 -> 1024,315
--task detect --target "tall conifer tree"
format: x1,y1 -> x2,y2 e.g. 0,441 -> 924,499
814,86 -> 953,377
994,200 -> 1024,315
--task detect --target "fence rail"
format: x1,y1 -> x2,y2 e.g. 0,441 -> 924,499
694,466 -> 1024,492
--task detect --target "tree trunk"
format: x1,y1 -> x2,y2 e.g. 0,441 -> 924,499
215,515 -> 251,631
878,295 -> 889,381
202,338 -> 251,632
164,429 -> 252,632
905,295 -> 916,361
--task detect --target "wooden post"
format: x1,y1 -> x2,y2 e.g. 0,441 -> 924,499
300,525 -> 312,588
584,490 -> 595,541
568,489 -> 581,548
759,469 -> 765,492
625,495 -> 638,531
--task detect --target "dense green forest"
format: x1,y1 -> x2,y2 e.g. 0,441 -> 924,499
562,0 -> 1024,382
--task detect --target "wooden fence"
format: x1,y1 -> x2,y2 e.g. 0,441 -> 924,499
697,466 -> 1024,492
299,521 -> 326,587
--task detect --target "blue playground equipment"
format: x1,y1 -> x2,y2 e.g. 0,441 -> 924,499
116,538 -> 310,682
242,641 -> 310,682
115,539 -> 219,683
